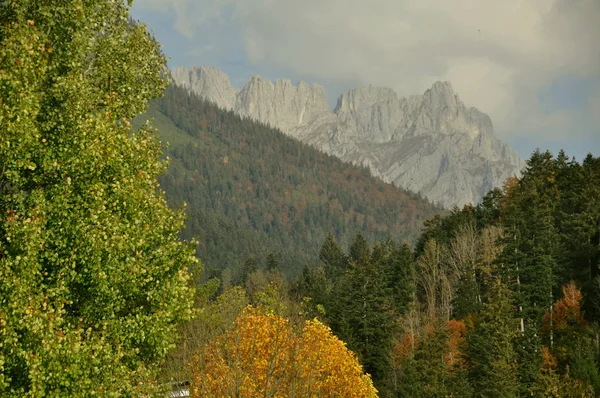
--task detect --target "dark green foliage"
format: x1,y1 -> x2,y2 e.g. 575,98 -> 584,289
554,153 -> 600,317
515,330 -> 544,396
385,243 -> 416,314
239,255 -> 258,285
569,339 -> 600,392
294,264 -> 331,319
319,232 -> 347,279
475,188 -> 504,229
397,323 -> 470,398
324,236 -> 397,395
266,252 -> 280,273
415,206 -> 474,256
453,277 -> 482,320
466,279 -> 519,397
349,233 -> 372,264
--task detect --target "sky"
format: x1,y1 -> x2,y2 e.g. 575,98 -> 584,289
131,0 -> 600,162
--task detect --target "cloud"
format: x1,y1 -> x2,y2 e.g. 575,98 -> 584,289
134,0 -> 600,144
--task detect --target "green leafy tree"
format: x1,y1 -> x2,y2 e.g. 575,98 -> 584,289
0,1 -> 196,395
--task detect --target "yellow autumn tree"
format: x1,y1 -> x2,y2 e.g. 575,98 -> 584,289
191,306 -> 378,398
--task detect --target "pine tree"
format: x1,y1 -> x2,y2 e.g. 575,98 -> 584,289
329,239 -> 395,395
466,278 -> 519,398
499,151 -> 562,392
319,232 -> 346,279
295,264 -> 331,320
240,255 -> 258,285
475,187 -> 504,230
556,154 -> 600,317
386,243 -> 416,314
266,252 -> 280,273
517,150 -> 560,325
349,232 -> 371,265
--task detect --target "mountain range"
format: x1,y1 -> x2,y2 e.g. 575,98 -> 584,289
134,84 -> 441,277
171,66 -> 525,208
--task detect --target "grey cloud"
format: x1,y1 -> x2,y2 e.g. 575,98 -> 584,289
135,0 -> 600,143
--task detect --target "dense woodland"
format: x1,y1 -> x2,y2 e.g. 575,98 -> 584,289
169,147 -> 600,397
134,84 -> 441,280
136,82 -> 600,396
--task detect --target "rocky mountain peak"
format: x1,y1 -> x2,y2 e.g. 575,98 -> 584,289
171,66 -> 525,208
423,81 -> 460,111
334,85 -> 399,113
233,74 -> 329,132
171,66 -> 236,110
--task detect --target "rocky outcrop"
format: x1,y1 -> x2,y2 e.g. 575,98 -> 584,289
234,75 -> 329,134
171,66 -> 525,208
171,66 -> 237,110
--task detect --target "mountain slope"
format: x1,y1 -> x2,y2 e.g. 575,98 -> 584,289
172,66 -> 525,208
135,84 -> 442,278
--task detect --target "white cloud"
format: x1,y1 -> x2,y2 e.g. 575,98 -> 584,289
134,0 -> 600,143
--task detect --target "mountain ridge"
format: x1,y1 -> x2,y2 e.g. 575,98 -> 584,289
171,66 -> 525,208
136,84 -> 442,277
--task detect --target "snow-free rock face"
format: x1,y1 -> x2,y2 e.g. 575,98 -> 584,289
233,75 -> 330,133
171,66 -> 237,110
171,66 -> 526,208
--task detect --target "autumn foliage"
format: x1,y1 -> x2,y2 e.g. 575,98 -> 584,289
446,319 -> 468,368
190,306 -> 378,398
542,282 -> 586,334
395,318 -> 468,369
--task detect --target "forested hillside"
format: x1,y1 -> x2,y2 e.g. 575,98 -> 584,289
165,147 -> 600,397
134,84 -> 442,279
296,149 -> 600,396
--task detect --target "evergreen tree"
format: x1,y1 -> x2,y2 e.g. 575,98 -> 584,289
556,154 -> 600,317
294,264 -> 331,320
518,150 -> 560,324
386,243 -> 416,314
240,255 -> 258,285
499,150 -> 562,392
466,278 -> 519,398
318,232 -> 346,279
349,232 -> 371,265
330,240 -> 395,395
475,187 -> 504,230
266,252 -> 280,273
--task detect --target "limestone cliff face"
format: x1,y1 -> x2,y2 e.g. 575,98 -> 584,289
233,75 -> 330,133
171,66 -> 525,208
171,66 -> 237,110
